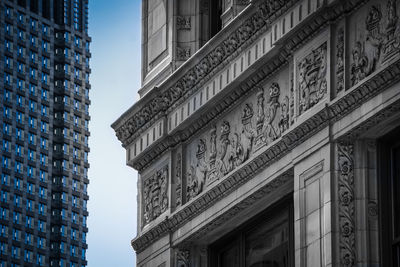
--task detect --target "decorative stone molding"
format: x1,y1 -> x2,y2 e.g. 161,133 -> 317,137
131,55 -> 400,251
119,0 -> 358,170
114,0 -> 298,145
176,16 -> 191,30
337,143 -> 355,267
132,105 -> 330,252
176,46 -> 191,61
142,165 -> 169,226
336,27 -> 344,92
176,249 -> 190,267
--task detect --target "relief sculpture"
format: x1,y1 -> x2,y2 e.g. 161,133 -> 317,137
298,42 -> 327,115
187,140 -> 207,201
186,80 -> 290,201
143,165 -> 169,225
350,1 -> 400,87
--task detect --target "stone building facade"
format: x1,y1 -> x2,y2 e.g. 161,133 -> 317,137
112,0 -> 400,266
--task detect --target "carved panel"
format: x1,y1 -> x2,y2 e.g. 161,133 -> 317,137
186,69 -> 290,201
142,165 -> 169,226
177,16 -> 191,30
297,42 -> 328,115
337,143 -> 356,267
349,0 -> 400,88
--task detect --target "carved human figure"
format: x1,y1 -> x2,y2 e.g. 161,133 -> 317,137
187,139 -> 207,200
364,5 -> 383,73
263,82 -> 281,144
241,103 -> 255,161
279,96 -> 290,133
216,121 -> 231,177
228,133 -> 244,169
255,90 -> 265,147
351,41 -> 369,86
207,126 -> 218,184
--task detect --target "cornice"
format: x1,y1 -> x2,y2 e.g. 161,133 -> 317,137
128,0 -> 349,171
130,54 -> 400,254
112,0 -> 300,146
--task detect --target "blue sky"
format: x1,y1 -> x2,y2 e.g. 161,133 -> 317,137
87,1 -> 141,266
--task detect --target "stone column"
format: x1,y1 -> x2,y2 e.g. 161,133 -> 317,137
333,140 -> 380,267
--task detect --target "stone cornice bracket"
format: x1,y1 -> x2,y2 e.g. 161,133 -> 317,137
112,0 -> 299,146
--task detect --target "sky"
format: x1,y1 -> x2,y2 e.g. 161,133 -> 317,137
86,1 -> 142,266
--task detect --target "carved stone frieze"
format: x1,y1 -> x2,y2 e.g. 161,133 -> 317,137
177,16 -> 191,30
185,80 -> 289,202
114,0 -> 294,145
337,143 -> 356,267
336,27 -> 345,93
143,165 -> 169,226
298,42 -> 328,115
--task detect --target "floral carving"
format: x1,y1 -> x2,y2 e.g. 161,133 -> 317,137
338,143 -> 355,267
143,166 -> 169,226
177,16 -> 191,30
298,42 -> 327,115
336,27 -> 345,92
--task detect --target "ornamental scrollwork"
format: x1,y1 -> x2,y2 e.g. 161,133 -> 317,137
143,165 -> 169,226
337,143 -> 356,267
186,81 -> 290,201
298,42 -> 327,115
115,0 -> 291,145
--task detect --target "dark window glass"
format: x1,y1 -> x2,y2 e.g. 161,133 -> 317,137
210,198 -> 293,267
379,126 -> 400,267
